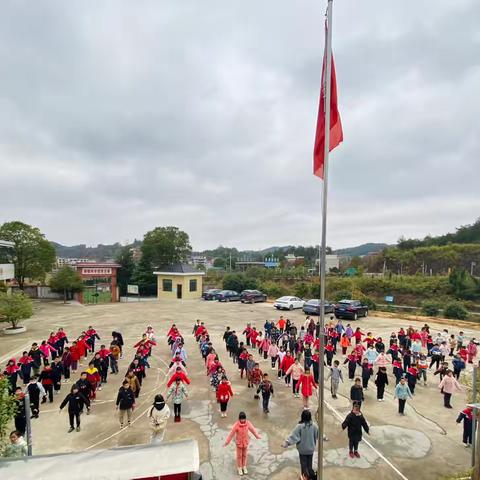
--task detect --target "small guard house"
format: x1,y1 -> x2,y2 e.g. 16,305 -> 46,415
154,263 -> 205,300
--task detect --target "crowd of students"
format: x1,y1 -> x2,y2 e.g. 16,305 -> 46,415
218,315 -> 475,456
2,326 -> 122,437
2,314 -> 476,478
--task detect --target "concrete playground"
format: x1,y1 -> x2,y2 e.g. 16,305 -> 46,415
0,299 -> 475,480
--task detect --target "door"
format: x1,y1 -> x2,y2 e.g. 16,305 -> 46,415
177,284 -> 182,299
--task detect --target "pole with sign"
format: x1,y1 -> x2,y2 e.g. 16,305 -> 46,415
127,284 -> 140,302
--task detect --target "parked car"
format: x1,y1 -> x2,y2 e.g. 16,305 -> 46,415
217,290 -> 241,302
240,290 -> 267,303
202,289 -> 222,300
334,299 -> 369,320
302,299 -> 335,315
273,296 -> 305,310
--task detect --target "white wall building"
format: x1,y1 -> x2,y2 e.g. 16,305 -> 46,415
0,240 -> 15,281
56,257 -> 90,267
315,255 -> 340,271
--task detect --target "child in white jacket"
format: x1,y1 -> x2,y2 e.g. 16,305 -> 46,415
149,394 -> 171,443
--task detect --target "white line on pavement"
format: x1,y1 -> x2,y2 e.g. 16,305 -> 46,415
83,364 -> 168,451
323,398 -> 410,480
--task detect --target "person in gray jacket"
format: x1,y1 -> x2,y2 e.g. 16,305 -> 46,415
282,409 -> 319,477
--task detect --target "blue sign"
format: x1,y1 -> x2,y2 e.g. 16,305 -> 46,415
385,295 -> 394,303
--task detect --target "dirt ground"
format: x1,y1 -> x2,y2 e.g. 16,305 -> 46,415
0,299 -> 476,480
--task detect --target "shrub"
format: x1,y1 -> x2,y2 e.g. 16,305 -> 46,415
421,301 -> 441,317
0,292 -> 33,329
333,290 -> 353,302
294,282 -> 310,299
309,283 -> 320,298
259,281 -> 289,298
359,295 -> 377,310
444,302 -> 468,320
222,274 -> 257,292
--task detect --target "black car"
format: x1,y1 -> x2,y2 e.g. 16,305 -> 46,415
302,299 -> 335,315
240,290 -> 267,303
202,289 -> 222,300
217,290 -> 241,302
334,299 -> 369,320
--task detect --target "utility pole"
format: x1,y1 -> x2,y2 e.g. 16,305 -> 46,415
24,394 -> 33,456
472,366 -> 477,468
318,1 -> 334,479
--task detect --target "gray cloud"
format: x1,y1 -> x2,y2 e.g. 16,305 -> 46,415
0,0 -> 479,251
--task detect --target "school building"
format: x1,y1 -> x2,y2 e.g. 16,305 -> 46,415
154,263 -> 205,300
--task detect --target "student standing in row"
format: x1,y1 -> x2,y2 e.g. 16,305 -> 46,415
116,380 -> 135,428
457,406 -> 473,447
296,369 -> 317,410
257,373 -> 274,413
350,378 -> 364,408
393,377 -> 413,415
167,377 -> 188,423
25,376 -> 45,418
59,385 -> 89,432
217,376 -> 234,418
224,411 -> 261,477
149,394 -> 170,443
286,358 -> 304,398
327,360 -> 343,399
283,409 -> 319,478
375,367 -> 388,402
438,370 -> 463,409
341,404 -> 370,459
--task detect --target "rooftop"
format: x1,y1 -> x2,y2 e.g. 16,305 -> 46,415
154,262 -> 205,275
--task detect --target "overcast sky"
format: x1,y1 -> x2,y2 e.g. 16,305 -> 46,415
1,0 -> 479,251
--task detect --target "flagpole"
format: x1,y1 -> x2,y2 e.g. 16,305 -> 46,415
317,1 -> 334,479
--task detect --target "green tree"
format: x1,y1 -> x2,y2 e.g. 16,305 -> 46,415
294,282 -> 310,299
0,221 -> 56,289
0,377 -> 17,448
131,257 -> 157,296
444,301 -> 468,320
449,268 -> 479,300
133,227 -> 192,296
115,246 -> 136,296
141,226 -> 191,268
213,258 -> 226,269
349,256 -> 363,269
222,273 -> 257,292
50,266 -> 84,303
0,292 -> 33,329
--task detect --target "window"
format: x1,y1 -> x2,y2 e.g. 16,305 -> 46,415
189,279 -> 197,292
162,279 -> 172,292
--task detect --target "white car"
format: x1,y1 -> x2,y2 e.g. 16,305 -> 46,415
273,296 -> 305,311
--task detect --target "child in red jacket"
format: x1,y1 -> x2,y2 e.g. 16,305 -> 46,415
251,364 -> 263,399
216,376 -> 234,417
167,368 -> 191,388
296,369 -> 318,410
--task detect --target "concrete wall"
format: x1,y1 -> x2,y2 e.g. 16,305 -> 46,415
156,274 -> 203,300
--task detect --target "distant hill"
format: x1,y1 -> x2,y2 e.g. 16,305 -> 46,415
258,246 -> 294,255
398,218 -> 480,249
51,240 -> 141,262
52,240 -> 389,263
334,243 -> 389,257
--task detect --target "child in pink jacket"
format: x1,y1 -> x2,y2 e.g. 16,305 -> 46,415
39,341 -> 57,365
267,342 -> 279,370
224,411 -> 261,476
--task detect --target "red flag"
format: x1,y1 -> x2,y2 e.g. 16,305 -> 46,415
313,52 -> 343,179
